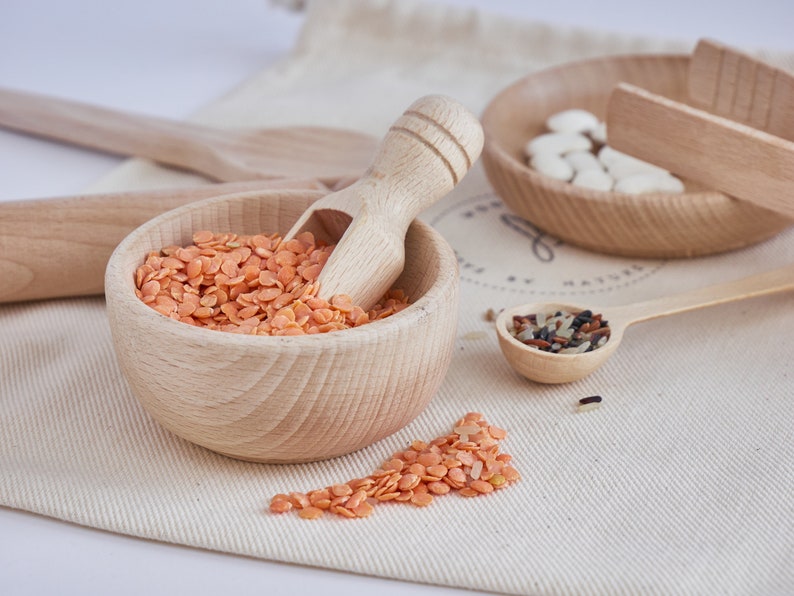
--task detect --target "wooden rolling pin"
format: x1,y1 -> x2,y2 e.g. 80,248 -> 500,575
0,178 -> 325,303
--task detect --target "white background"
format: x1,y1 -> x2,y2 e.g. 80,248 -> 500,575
0,0 -> 791,594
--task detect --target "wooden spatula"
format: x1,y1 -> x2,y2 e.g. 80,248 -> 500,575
688,38 -> 794,141
606,82 -> 794,219
284,94 -> 484,311
0,87 -> 376,184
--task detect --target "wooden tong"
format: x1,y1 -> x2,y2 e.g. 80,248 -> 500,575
606,39 -> 794,219
687,39 -> 794,140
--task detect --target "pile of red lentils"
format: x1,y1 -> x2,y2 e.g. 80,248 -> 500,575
269,413 -> 520,520
134,230 -> 409,335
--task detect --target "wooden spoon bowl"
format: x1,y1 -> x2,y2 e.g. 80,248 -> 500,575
496,262 -> 794,384
481,54 -> 790,258
104,188 -> 459,463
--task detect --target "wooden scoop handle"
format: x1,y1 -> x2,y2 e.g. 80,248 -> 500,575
314,94 -> 484,309
688,39 -> 794,142
0,178 -> 324,303
364,94 -> 484,217
607,82 -> 794,219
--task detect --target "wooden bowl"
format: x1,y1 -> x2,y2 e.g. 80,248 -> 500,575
105,188 -> 459,463
481,54 -> 790,258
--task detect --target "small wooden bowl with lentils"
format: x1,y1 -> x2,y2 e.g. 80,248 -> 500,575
105,188 -> 459,463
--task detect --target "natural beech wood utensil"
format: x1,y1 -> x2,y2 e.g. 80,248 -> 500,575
480,54 -> 790,259
606,82 -> 794,220
104,187 -> 460,463
283,94 -> 483,310
0,87 -> 377,184
0,178 -> 325,303
688,38 -> 794,141
496,263 -> 794,384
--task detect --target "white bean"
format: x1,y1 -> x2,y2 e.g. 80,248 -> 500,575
597,145 -> 632,168
525,132 -> 592,157
606,153 -> 669,180
565,150 -> 603,173
589,121 -> 608,145
529,152 -> 574,181
524,108 -> 690,196
572,168 -> 614,191
614,172 -> 686,194
545,109 -> 599,134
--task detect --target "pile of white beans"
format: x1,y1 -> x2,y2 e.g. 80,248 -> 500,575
525,109 -> 685,194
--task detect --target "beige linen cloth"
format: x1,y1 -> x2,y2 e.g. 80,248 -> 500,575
2,1 -> 793,593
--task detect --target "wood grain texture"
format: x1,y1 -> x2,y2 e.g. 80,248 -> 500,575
0,87 -> 377,184
688,39 -> 794,141
607,82 -> 794,219
0,178 -> 325,303
104,188 -> 459,463
481,54 -> 790,259
286,95 -> 483,310
496,262 -> 794,384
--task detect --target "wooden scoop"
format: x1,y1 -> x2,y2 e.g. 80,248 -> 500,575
284,94 -> 484,311
0,87 -> 376,184
496,262 -> 794,384
606,82 -> 794,219
0,178 -> 325,303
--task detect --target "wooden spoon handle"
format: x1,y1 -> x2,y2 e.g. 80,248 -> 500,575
607,82 -> 794,219
0,178 -> 324,303
615,262 -> 794,326
0,87 -> 229,177
688,39 -> 794,142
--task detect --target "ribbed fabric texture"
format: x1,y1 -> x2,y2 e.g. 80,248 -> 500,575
2,1 -> 793,594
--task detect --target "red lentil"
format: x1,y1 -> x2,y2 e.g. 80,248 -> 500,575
135,230 -> 409,335
269,499 -> 292,514
268,413 -> 520,520
298,506 -> 324,520
410,493 -> 434,507
470,479 -> 495,494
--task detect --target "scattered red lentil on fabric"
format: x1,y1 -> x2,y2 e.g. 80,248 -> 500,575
269,413 -> 520,519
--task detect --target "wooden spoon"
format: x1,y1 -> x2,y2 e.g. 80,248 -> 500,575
496,263 -> 794,384
0,87 -> 377,184
0,178 -> 324,303
687,38 -> 794,141
284,94 -> 484,310
606,82 -> 794,219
